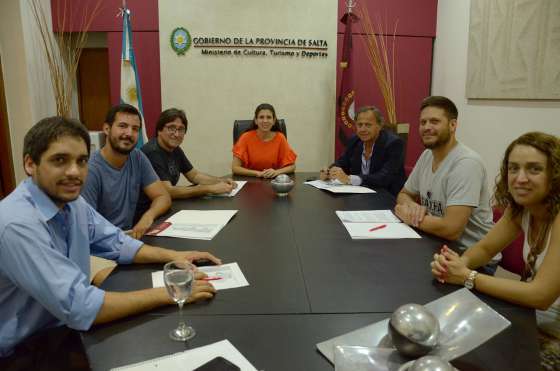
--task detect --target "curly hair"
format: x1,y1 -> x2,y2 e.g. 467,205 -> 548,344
494,132 -> 560,279
494,132 -> 560,219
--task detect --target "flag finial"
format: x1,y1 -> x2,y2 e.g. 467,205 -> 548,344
117,0 -> 130,17
345,0 -> 356,14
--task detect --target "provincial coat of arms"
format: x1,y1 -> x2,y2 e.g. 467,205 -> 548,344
170,27 -> 191,55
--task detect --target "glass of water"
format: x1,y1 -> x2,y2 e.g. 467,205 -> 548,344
163,260 -> 196,341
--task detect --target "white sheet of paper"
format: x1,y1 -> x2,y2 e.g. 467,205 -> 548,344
156,210 -> 237,240
152,262 -> 249,291
111,339 -> 258,371
305,180 -> 375,194
213,180 -> 247,197
336,210 -> 401,223
342,222 -> 422,239
327,185 -> 375,194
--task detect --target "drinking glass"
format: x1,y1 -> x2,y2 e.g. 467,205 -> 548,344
163,260 -> 196,341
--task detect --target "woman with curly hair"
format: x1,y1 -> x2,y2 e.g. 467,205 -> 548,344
430,132 -> 560,370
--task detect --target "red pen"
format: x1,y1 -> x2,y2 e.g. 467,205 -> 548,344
202,276 -> 223,281
369,224 -> 387,232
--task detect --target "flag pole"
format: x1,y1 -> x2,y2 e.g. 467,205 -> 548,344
335,0 -> 359,157
119,0 -> 148,146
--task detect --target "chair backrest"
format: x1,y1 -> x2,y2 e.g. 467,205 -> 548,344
233,119 -> 287,144
493,208 -> 525,276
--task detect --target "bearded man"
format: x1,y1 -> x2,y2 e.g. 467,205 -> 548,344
82,104 -> 171,239
395,96 -> 498,272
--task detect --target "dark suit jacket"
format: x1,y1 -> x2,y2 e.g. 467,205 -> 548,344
334,130 -> 406,196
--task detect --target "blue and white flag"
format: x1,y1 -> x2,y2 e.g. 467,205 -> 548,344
120,7 -> 147,146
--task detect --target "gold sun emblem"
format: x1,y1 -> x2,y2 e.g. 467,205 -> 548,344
127,87 -> 137,102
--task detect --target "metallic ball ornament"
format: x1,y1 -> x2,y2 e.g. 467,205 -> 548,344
389,303 -> 440,357
408,355 -> 455,371
274,174 -> 291,183
270,175 -> 294,196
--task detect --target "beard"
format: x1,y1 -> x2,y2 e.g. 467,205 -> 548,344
422,128 -> 452,149
108,134 -> 135,155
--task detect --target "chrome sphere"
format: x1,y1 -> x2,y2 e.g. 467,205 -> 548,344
275,174 -> 291,183
389,304 -> 440,358
270,175 -> 294,196
409,355 -> 454,371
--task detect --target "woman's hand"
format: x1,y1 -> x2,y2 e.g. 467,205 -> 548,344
261,169 -> 278,178
430,245 -> 471,285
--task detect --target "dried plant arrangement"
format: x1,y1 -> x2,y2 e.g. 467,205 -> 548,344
28,0 -> 102,117
356,3 -> 398,130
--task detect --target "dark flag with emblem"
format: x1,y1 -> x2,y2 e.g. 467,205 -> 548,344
335,5 -> 359,158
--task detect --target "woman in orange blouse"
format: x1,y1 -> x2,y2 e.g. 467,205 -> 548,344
232,103 -> 297,178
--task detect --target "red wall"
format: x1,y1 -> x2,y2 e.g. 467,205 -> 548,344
337,0 -> 438,171
337,0 -> 437,36
51,0 -> 161,137
52,0 -> 437,162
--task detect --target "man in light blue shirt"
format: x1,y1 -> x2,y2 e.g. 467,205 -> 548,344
0,117 -> 220,362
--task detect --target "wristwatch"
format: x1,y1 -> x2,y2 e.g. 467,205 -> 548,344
464,270 -> 478,290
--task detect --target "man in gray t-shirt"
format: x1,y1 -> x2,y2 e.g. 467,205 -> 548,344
395,96 -> 494,253
82,104 -> 171,239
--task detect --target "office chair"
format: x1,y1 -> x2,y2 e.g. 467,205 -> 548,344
233,119 -> 287,144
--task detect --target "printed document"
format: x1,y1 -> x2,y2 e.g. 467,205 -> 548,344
146,210 -> 237,240
111,339 -> 257,370
336,210 -> 400,223
336,210 -> 421,239
214,180 -> 247,197
152,262 -> 249,291
304,179 -> 376,194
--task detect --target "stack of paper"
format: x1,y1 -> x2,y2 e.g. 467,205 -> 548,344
336,210 -> 421,239
152,262 -> 250,291
305,179 -> 375,194
111,339 -> 257,370
146,210 -> 237,240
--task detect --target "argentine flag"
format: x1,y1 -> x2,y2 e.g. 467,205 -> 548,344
120,8 -> 147,146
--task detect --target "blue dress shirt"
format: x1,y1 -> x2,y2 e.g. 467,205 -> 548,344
349,142 -> 375,186
334,131 -> 406,196
0,179 -> 143,357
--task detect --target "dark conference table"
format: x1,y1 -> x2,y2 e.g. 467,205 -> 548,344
83,174 -> 539,370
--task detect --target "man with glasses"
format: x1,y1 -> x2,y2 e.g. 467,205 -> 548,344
82,104 -> 171,239
138,108 -> 235,213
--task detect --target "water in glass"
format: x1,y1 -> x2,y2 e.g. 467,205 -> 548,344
163,261 -> 196,341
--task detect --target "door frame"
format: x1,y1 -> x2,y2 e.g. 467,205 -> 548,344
0,54 -> 16,198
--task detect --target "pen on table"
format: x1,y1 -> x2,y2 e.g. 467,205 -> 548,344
368,224 -> 387,232
202,276 -> 223,281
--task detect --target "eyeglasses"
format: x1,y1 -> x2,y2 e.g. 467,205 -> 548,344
164,125 -> 186,135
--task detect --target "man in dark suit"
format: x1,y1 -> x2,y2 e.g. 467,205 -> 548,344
320,106 -> 406,196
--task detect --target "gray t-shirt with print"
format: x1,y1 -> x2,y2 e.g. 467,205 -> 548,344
404,143 -> 493,250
